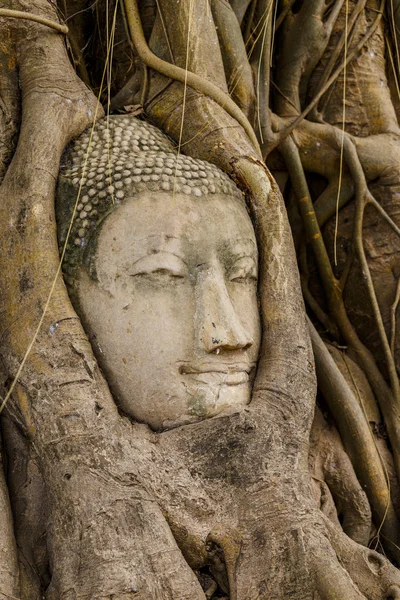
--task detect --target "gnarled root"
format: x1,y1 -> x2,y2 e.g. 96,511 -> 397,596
310,406 -> 372,546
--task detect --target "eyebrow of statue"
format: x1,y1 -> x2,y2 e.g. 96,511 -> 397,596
131,235 -> 184,259
125,233 -> 188,269
221,237 -> 257,257
128,234 -> 180,247
128,250 -> 188,269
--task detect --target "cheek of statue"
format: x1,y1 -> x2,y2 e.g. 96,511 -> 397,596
74,192 -> 261,431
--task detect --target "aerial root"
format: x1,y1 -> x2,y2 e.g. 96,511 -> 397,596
0,8 -> 68,34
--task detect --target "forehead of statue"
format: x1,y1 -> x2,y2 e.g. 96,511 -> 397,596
88,191 -> 257,279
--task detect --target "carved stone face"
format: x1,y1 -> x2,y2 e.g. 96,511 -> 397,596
74,191 -> 261,431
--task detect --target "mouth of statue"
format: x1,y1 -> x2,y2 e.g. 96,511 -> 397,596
179,363 -> 256,386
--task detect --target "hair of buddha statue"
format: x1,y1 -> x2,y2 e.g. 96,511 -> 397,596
56,115 -> 245,288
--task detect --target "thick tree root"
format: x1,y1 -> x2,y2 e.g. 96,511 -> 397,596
122,0 -> 261,155
309,406 -> 372,546
309,320 -> 400,560
0,450 -> 19,598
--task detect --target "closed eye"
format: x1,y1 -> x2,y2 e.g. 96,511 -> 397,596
146,268 -> 184,279
130,252 -> 189,279
229,256 -> 257,283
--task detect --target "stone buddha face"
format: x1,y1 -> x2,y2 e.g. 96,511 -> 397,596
57,117 -> 261,431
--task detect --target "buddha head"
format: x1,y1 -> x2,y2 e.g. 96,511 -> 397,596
56,116 -> 261,431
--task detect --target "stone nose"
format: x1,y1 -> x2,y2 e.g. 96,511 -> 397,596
196,267 -> 253,354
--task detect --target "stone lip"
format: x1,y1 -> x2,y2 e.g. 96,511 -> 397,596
179,362 -> 256,386
188,372 -> 249,386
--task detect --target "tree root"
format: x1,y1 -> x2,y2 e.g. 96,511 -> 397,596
1,2 -> 400,597
310,406 -> 372,546
280,130 -> 400,499
309,320 -> 400,561
319,514 -> 400,599
0,449 -> 19,598
268,0 -> 385,153
122,0 -> 261,155
391,278 -> 400,357
209,0 -> 255,119
274,0 -> 344,118
0,8 -> 68,34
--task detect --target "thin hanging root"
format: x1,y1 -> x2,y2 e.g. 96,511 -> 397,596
391,278 -> 400,357
252,0 -> 274,144
0,8 -> 68,34
122,0 -> 262,157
